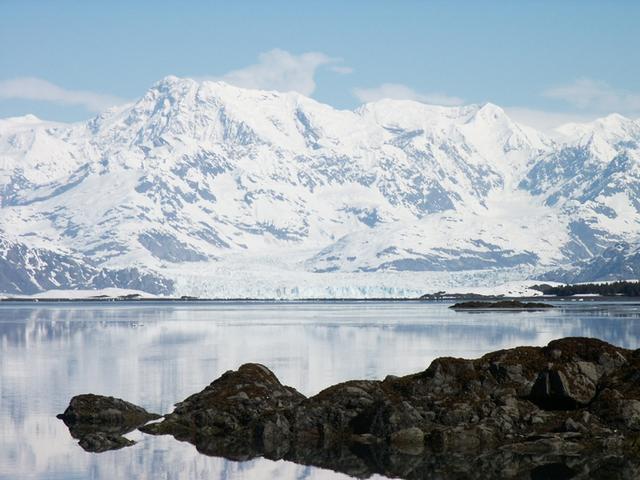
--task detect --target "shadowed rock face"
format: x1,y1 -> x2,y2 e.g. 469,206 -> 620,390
57,394 -> 160,452
59,338 -> 640,478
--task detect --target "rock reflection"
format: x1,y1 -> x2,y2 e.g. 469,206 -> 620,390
4,301 -> 640,479
144,429 -> 638,479
58,337 -> 640,480
57,394 -> 160,452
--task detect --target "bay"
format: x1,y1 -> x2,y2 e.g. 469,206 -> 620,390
1,300 -> 639,479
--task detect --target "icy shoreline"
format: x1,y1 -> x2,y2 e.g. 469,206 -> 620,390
0,279 -> 561,301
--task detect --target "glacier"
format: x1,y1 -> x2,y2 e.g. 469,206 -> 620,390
1,76 -> 639,297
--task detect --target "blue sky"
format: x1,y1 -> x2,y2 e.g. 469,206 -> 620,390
1,0 -> 639,130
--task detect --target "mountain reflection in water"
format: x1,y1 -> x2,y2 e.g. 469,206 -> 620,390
2,301 -> 640,479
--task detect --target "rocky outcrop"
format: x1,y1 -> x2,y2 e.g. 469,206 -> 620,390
57,394 -> 160,452
450,300 -> 554,309
141,363 -> 305,459
59,338 -> 640,477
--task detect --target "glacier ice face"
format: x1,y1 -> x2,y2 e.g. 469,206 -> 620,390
1,77 -> 640,296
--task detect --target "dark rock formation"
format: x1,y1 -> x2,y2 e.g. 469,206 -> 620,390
141,363 -> 305,459
60,338 -> 640,478
57,394 -> 160,452
450,300 -> 555,310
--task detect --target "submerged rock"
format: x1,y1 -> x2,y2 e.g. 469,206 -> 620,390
57,394 -> 160,452
60,338 -> 640,478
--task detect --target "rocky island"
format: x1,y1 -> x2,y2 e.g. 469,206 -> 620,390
57,394 -> 160,452
58,337 -> 640,478
450,300 -> 555,310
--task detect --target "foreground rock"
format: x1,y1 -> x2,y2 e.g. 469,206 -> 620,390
57,394 -> 160,452
60,338 -> 640,478
141,363 -> 305,459
450,300 -> 554,310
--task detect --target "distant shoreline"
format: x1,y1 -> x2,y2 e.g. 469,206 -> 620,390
2,295 -> 640,304
6,281 -> 640,304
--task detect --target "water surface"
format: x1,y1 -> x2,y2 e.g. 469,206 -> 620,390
1,300 -> 639,479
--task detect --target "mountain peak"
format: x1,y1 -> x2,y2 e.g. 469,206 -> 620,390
478,102 -> 504,114
468,103 -> 511,125
0,113 -> 42,125
2,74 -> 640,296
0,114 -> 65,134
147,75 -> 201,100
602,112 -> 628,122
153,75 -> 197,88
595,112 -> 636,131
557,112 -> 640,144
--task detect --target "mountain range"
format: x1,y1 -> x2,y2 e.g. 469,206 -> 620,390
1,76 -> 639,297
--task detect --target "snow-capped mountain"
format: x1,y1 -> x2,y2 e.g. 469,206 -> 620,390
1,76 -> 639,296
541,241 -> 640,284
0,235 -> 173,295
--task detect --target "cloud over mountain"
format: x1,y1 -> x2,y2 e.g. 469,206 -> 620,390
353,82 -> 463,106
0,77 -> 125,112
215,49 -> 348,96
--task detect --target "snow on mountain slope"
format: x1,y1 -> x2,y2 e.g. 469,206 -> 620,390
0,76 -> 639,296
0,235 -> 173,295
556,114 -> 640,145
521,115 -> 640,262
541,241 -> 640,284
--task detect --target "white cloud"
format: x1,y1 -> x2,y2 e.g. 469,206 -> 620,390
353,83 -> 463,106
216,49 -> 347,96
0,77 -> 125,112
543,78 -> 640,113
503,107 -> 601,134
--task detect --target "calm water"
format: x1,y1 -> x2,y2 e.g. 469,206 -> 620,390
1,300 -> 640,479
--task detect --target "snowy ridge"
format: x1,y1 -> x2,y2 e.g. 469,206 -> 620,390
1,76 -> 639,296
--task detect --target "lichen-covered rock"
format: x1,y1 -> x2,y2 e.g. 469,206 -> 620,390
58,394 -> 159,426
390,427 -> 425,454
140,363 -> 305,457
57,394 -> 160,452
61,338 -> 640,478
